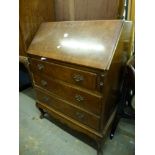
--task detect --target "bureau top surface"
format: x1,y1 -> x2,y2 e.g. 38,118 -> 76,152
27,20 -> 123,70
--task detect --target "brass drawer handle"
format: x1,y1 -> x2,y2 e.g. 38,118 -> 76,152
37,64 -> 44,70
41,80 -> 47,87
43,96 -> 49,102
75,94 -> 84,102
73,74 -> 84,82
76,112 -> 85,120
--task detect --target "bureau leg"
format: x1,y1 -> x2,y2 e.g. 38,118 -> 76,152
39,108 -> 45,119
97,140 -> 103,155
36,103 -> 46,119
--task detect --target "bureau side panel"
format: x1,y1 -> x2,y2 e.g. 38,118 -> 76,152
100,22 -> 130,130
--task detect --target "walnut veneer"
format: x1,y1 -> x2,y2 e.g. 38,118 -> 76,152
27,20 -> 128,155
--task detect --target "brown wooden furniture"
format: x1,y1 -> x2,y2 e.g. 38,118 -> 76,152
19,0 -> 55,90
27,20 -> 129,155
55,0 -> 125,21
19,0 -> 55,57
110,55 -> 135,139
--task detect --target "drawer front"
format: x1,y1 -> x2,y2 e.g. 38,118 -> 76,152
33,74 -> 102,115
35,88 -> 100,131
29,58 -> 98,91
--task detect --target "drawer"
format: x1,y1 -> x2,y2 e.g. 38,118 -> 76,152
35,88 -> 100,131
33,74 -> 102,115
29,58 -> 98,91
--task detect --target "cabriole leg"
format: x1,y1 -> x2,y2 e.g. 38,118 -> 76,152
36,103 -> 46,119
97,140 -> 103,155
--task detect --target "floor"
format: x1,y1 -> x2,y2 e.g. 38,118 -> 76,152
19,87 -> 135,155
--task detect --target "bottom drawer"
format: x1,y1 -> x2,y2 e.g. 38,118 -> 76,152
35,88 -> 100,131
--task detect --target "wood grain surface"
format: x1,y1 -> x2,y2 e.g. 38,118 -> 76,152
27,20 -> 123,70
35,88 -> 100,130
55,0 -> 123,21
19,0 -> 55,56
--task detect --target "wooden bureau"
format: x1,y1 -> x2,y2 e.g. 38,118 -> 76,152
27,20 -> 129,155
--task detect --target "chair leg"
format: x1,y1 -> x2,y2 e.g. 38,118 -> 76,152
110,114 -> 121,139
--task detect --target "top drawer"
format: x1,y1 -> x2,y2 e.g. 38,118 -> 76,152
29,58 -> 98,91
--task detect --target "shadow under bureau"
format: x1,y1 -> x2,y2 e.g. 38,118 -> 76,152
27,20 -> 129,155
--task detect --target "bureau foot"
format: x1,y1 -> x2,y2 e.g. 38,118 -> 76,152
97,141 -> 103,155
40,113 -> 45,119
36,103 -> 46,119
39,107 -> 46,119
97,150 -> 103,155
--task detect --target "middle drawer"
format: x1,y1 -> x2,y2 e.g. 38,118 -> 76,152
33,73 -> 102,115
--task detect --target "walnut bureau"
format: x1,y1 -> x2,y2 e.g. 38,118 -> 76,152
27,20 -> 127,155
